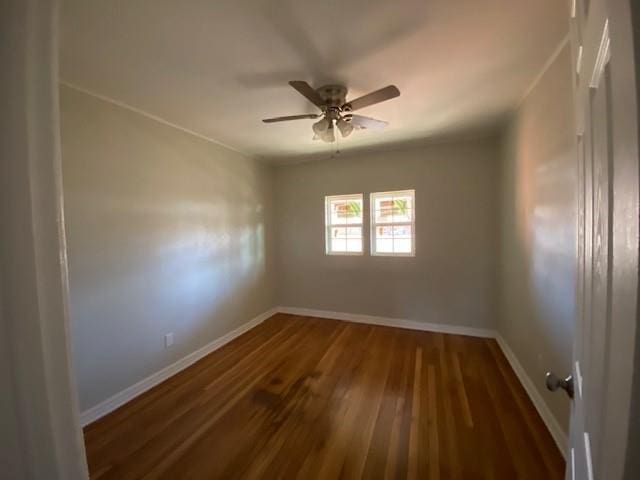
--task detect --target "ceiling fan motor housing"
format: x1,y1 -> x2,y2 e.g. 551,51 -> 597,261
316,85 -> 348,108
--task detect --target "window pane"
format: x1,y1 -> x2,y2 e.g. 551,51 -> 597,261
376,238 -> 394,253
392,225 -> 412,238
331,226 -> 348,239
330,200 -> 348,225
374,226 -> 412,254
331,238 -> 347,252
373,196 -> 391,212
346,238 -> 362,252
392,206 -> 412,223
374,197 -> 412,223
393,194 -> 413,209
374,197 -> 394,223
394,238 -> 412,253
328,226 -> 362,253
377,225 -> 394,238
345,199 -> 363,224
330,198 -> 362,225
346,226 -> 362,238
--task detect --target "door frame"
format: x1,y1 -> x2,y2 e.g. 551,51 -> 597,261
1,0 -> 88,478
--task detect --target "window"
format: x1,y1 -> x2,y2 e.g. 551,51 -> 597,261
370,190 -> 415,256
325,194 -> 363,255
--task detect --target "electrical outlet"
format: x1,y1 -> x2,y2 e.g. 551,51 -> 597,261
165,333 -> 174,348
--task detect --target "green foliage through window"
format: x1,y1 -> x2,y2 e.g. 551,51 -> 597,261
347,201 -> 362,216
393,199 -> 408,215
336,201 -> 362,217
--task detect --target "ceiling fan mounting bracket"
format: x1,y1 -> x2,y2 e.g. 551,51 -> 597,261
316,85 -> 348,108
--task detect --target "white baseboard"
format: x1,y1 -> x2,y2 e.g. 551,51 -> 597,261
495,335 -> 568,458
79,307 -> 278,426
276,306 -> 497,338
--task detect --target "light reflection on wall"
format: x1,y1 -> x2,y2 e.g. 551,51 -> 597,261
511,105 -> 576,363
61,85 -> 275,411
499,44 -> 575,433
531,155 -> 576,359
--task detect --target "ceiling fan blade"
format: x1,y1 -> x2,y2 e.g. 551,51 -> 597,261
348,114 -> 388,130
262,113 -> 320,123
289,81 -> 325,108
344,85 -> 400,111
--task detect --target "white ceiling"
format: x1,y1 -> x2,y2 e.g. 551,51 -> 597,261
60,0 -> 568,163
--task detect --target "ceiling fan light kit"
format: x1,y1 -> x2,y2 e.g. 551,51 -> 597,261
312,117 -> 330,135
263,81 -> 400,143
336,117 -> 354,138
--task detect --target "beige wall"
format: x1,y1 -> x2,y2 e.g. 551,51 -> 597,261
274,138 -> 501,329
499,45 -> 575,431
0,280 -> 26,478
60,85 -> 276,411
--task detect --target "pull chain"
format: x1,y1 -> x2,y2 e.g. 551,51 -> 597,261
331,124 -> 341,159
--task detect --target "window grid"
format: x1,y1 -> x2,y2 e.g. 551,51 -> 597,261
325,194 -> 364,255
370,190 -> 415,256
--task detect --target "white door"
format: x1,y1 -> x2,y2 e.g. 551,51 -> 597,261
559,0 -> 640,479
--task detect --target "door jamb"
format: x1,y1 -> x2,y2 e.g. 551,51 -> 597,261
1,1 -> 88,478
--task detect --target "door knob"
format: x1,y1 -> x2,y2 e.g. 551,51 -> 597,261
545,372 -> 574,399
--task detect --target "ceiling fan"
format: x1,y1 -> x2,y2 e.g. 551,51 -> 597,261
262,81 -> 400,143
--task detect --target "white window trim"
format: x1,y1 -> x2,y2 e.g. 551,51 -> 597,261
325,193 -> 364,256
370,189 -> 415,257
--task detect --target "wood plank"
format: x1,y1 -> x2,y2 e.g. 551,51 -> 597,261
83,314 -> 565,479
407,346 -> 422,480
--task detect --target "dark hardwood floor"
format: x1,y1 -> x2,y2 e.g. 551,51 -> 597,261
83,313 -> 565,479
